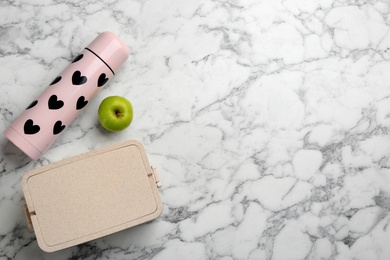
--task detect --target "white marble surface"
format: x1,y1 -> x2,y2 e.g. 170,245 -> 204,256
1,0 -> 390,259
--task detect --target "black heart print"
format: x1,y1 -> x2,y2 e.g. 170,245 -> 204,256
48,95 -> 64,110
72,54 -> 83,63
97,73 -> 109,87
24,119 -> 40,135
50,76 -> 62,85
76,96 -> 88,110
26,100 -> 38,110
53,120 -> 65,135
72,71 -> 88,85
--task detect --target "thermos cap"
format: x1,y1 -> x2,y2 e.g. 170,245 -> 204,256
86,32 -> 129,74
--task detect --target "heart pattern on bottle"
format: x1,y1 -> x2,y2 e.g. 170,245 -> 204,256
72,71 -> 88,85
48,95 -> 64,110
97,73 -> 109,87
26,100 -> 38,110
24,119 -> 40,135
72,54 -> 84,63
53,120 -> 65,135
50,76 -> 62,85
21,55 -> 112,139
76,96 -> 88,110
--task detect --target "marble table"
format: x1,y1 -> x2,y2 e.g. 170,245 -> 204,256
1,0 -> 390,259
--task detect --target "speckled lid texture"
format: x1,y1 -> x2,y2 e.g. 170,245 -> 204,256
22,140 -> 162,252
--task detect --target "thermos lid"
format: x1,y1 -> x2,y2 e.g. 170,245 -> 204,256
86,32 -> 129,74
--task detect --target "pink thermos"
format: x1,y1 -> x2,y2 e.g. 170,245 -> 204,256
4,32 -> 129,160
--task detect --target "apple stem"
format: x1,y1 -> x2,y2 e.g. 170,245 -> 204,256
115,110 -> 123,117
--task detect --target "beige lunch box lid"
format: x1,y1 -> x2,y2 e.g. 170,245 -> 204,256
22,140 -> 162,252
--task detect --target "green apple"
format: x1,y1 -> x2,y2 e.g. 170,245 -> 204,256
98,96 -> 133,132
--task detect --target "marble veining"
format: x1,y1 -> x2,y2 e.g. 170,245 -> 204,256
1,0 -> 390,259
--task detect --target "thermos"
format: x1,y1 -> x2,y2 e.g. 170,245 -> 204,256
4,32 -> 129,160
